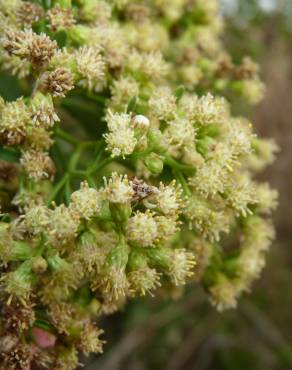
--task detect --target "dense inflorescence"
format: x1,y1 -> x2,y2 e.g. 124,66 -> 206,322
0,0 -> 278,368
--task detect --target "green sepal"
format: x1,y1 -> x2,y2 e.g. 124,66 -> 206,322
106,238 -> 130,269
146,246 -> 171,271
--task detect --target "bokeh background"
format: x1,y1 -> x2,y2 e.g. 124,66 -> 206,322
1,1 -> 291,369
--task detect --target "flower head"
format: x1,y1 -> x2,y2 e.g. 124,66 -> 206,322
70,181 -> 101,220
75,45 -> 106,92
127,210 -> 158,247
101,173 -> 134,203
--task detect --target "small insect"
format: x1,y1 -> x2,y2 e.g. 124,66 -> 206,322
130,177 -> 156,202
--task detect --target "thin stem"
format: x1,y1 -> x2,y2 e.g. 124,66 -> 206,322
164,155 -> 195,173
64,181 -> 71,205
55,126 -> 80,146
71,170 -> 87,177
47,174 -> 70,206
69,144 -> 84,172
86,175 -> 96,188
86,141 -> 105,174
87,157 -> 113,175
172,169 -> 192,197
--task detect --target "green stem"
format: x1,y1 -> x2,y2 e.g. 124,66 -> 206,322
69,144 -> 84,172
55,126 -> 96,148
86,141 -> 107,174
164,155 -> 195,173
55,126 -> 80,146
64,181 -> 71,205
71,170 -> 87,177
47,174 -> 70,206
86,175 -> 96,188
172,169 -> 192,197
87,157 -> 113,175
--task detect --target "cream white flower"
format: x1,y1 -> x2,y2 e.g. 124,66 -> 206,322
168,249 -> 196,285
105,110 -> 132,132
209,278 -> 239,311
105,127 -> 137,158
148,86 -> 176,121
75,45 -> 106,92
127,211 -> 158,247
153,181 -> 183,216
101,173 -> 134,203
183,93 -> 227,125
48,205 -> 80,246
70,181 -> 101,220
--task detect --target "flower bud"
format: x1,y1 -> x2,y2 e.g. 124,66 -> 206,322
127,251 -> 161,296
31,256 -> 48,274
68,25 -> 92,45
88,298 -> 101,315
127,250 -> 147,271
96,239 -> 130,301
106,238 -> 130,269
30,92 -> 60,129
144,153 -> 164,175
196,136 -> 215,157
132,114 -> 150,140
109,202 -> 132,226
132,114 -> 150,129
147,129 -> 168,153
4,260 -> 35,301
147,246 -> 171,270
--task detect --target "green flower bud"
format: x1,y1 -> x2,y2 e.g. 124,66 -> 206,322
198,124 -> 220,138
0,223 -> 34,263
68,25 -> 92,45
97,238 -> 130,300
88,298 -> 101,315
11,241 -> 35,261
127,250 -> 147,271
146,246 -> 171,270
106,238 -> 130,269
147,129 -> 168,154
196,136 -> 215,157
31,256 -> 48,274
47,255 -> 68,271
4,260 -> 35,300
127,250 -> 161,297
109,202 -> 132,226
144,153 -> 164,175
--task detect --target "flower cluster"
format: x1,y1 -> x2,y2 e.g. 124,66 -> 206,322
0,0 -> 277,368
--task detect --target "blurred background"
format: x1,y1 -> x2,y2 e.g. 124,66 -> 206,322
1,0 -> 292,369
